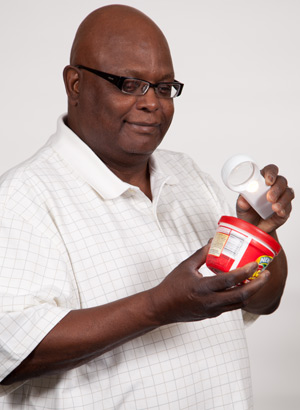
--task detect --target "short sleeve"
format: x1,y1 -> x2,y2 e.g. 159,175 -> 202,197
0,207 -> 76,391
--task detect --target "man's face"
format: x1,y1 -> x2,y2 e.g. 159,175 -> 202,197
73,34 -> 175,168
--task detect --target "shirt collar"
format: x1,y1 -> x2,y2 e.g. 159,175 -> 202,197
49,115 -> 178,199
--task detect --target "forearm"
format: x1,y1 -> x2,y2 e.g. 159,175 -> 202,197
243,231 -> 287,315
1,290 -> 159,385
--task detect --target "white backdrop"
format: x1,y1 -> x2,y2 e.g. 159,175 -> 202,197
0,1 -> 299,409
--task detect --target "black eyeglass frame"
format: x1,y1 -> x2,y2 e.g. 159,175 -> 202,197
75,65 -> 184,98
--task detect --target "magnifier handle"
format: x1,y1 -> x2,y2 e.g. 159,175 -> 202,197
240,177 -> 274,219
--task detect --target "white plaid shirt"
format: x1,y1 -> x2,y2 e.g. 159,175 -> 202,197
0,116 -> 255,409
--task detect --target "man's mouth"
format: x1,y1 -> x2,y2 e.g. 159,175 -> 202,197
125,121 -> 160,133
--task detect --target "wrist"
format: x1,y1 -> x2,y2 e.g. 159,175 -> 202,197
146,285 -> 173,327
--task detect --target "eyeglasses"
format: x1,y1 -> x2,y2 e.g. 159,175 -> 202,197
75,65 -> 184,99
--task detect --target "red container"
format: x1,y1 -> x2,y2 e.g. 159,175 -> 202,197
206,216 -> 281,281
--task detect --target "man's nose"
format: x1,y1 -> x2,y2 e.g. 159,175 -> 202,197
135,87 -> 160,111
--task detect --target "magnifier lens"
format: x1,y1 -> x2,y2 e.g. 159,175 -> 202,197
227,161 -> 255,187
221,154 -> 274,219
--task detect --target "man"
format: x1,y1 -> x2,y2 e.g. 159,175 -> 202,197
0,4 -> 294,409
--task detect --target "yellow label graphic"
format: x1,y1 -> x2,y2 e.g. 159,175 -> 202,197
248,255 -> 273,281
208,232 -> 228,257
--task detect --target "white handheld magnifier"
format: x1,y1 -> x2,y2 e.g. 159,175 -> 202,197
221,154 -> 274,219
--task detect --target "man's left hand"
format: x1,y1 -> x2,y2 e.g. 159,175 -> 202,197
236,164 -> 294,233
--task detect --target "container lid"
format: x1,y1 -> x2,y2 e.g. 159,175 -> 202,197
219,215 -> 281,254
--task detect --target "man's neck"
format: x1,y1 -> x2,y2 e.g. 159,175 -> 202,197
105,160 -> 152,200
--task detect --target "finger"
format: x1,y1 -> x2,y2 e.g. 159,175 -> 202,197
272,185 -> 294,208
209,262 -> 259,291
266,175 -> 288,203
213,270 -> 271,310
261,164 -> 279,186
236,196 -> 261,226
236,194 -> 252,212
202,270 -> 270,317
271,187 -> 294,218
225,270 -> 270,305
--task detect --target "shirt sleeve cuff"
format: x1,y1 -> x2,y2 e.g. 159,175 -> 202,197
0,305 -> 71,395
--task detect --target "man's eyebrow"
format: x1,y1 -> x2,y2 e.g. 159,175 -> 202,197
120,70 -> 175,81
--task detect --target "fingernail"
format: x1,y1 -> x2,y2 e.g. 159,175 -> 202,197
279,209 -> 286,217
268,192 -> 276,202
268,174 -> 275,184
248,262 -> 258,271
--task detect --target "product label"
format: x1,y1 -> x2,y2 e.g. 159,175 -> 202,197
208,228 -> 245,259
222,232 -> 244,258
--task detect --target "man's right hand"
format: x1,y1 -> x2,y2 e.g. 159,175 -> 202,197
148,244 -> 270,325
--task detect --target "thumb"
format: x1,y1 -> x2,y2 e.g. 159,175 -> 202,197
237,194 -> 251,212
186,243 -> 210,271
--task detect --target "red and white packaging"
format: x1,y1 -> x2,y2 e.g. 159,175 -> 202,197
206,216 -> 281,282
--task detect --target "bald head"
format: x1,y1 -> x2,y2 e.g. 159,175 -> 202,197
63,5 -> 176,171
70,5 -> 172,71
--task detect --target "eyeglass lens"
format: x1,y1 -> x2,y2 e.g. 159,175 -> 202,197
122,79 -> 179,98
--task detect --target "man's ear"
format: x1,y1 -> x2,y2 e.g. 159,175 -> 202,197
63,65 -> 80,106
